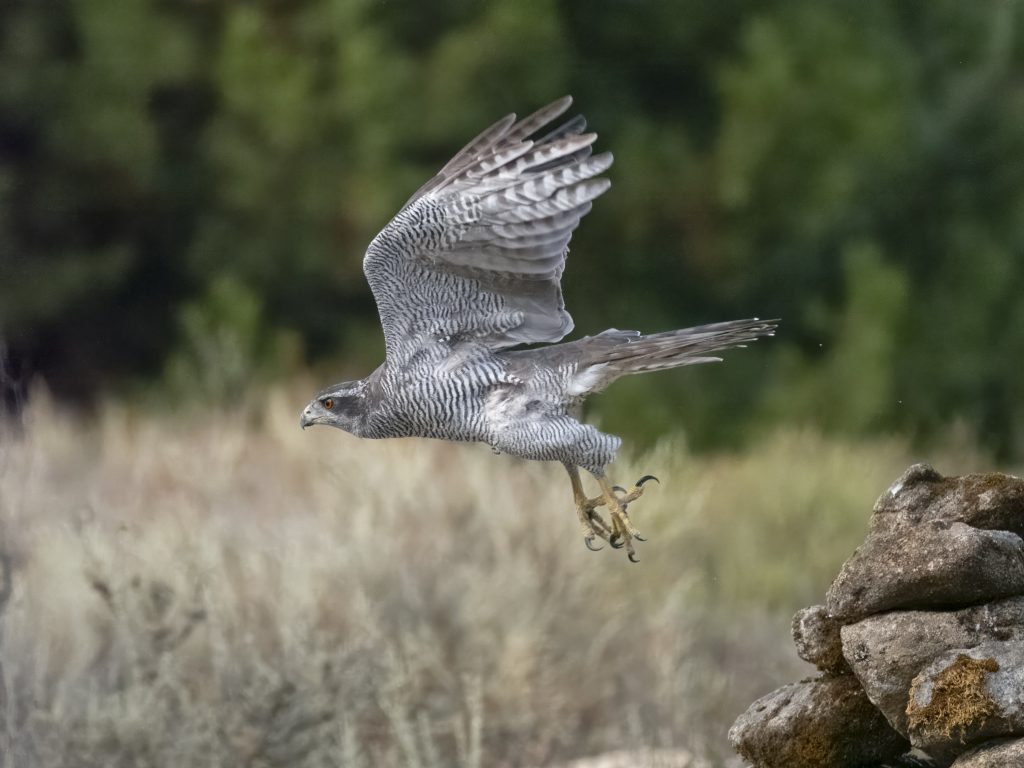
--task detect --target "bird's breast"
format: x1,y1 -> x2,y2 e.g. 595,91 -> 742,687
372,353 -> 505,442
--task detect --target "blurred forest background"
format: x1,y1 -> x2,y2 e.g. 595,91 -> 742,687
4,2 -> 1024,765
3,0 -> 1024,458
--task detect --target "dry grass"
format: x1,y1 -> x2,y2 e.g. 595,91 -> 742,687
0,384 -> 992,767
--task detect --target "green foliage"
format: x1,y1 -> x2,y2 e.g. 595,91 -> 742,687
162,277 -> 300,405
764,243 -> 908,434
2,0 -> 1023,456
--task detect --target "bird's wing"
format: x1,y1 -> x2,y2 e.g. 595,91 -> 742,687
363,96 -> 612,361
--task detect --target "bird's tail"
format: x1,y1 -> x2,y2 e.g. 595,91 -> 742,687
566,318 -> 778,394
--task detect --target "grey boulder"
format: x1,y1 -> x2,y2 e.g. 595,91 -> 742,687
792,605 -> 847,674
728,674 -> 908,768
826,465 -> 1024,622
841,597 -> 1024,738
951,737 -> 1024,766
867,464 -> 1024,536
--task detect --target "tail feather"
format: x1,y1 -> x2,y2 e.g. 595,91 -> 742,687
565,318 -> 778,394
597,318 -> 777,371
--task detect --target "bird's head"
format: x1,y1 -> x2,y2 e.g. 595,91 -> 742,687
300,380 -> 367,436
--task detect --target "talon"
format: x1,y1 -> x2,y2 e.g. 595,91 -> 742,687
633,533 -> 647,542
628,552 -> 640,563
584,535 -> 603,552
612,485 -> 627,495
636,475 -> 659,487
609,534 -> 624,549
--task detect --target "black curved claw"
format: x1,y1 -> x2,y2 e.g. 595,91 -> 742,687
612,485 -> 627,495
628,552 -> 640,563
633,533 -> 647,542
609,534 -> 624,549
636,474 -> 660,487
584,535 -> 603,552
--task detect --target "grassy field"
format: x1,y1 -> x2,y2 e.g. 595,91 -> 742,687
0,385 -> 996,767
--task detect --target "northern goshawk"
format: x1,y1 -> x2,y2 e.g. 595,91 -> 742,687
301,97 -> 776,561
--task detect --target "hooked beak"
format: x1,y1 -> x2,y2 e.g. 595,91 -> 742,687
300,405 -> 316,430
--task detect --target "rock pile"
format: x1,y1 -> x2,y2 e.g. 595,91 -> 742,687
729,464 -> 1024,768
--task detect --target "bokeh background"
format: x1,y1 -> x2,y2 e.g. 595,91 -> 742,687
4,0 -> 1024,456
2,1 -> 1023,766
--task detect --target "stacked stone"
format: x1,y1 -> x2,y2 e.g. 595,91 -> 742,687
729,464 -> 1024,768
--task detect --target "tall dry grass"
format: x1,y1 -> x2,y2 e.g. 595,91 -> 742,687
0,385 -> 993,767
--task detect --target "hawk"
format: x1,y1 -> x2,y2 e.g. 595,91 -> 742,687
301,97 -> 776,561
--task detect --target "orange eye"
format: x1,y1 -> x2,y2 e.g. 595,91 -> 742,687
323,398 -> 334,410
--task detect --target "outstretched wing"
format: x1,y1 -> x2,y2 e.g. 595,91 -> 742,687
363,96 -> 612,362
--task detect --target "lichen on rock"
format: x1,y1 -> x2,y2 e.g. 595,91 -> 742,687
906,643 -> 1024,762
907,654 -> 1000,745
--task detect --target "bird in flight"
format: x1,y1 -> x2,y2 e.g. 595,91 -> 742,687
301,97 -> 776,561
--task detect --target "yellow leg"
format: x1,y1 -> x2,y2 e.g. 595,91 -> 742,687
565,464 -> 613,550
595,476 -> 635,561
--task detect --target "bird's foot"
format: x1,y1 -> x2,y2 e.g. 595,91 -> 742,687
601,475 -> 658,562
573,493 -> 614,551
611,474 -> 659,508
566,465 -> 659,559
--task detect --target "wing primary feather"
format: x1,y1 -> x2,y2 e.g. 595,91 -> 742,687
459,226 -> 572,249
438,112 -> 516,177
490,204 -> 589,238
469,147 -> 606,209
489,178 -> 609,221
501,95 -> 573,144
530,145 -> 593,174
468,133 -> 596,183
537,114 -> 587,143
465,141 -> 536,179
